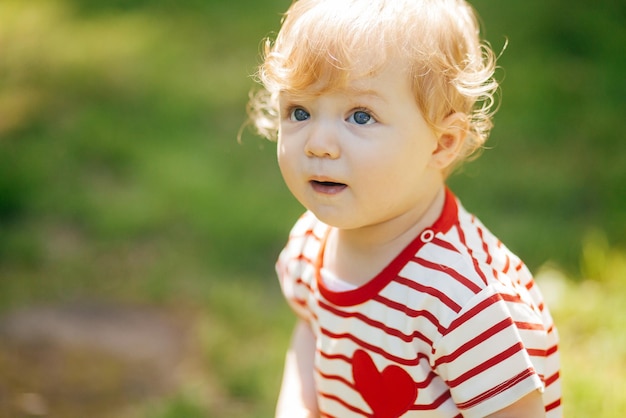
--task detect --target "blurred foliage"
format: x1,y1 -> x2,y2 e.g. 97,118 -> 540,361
539,230 -> 626,417
449,0 -> 626,272
0,0 -> 299,310
0,0 -> 625,416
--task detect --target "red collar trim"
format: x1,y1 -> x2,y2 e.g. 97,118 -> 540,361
316,188 -> 458,307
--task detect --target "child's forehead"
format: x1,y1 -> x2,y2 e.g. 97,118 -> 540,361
281,43 -> 411,91
280,60 -> 410,102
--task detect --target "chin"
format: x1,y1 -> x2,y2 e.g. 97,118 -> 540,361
312,212 -> 366,230
308,209 -> 347,227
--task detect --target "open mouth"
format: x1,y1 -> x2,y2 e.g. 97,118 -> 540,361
310,180 -> 347,194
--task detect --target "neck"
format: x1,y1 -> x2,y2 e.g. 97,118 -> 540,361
324,185 -> 446,285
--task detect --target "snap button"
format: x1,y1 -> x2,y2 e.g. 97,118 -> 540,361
420,229 -> 435,243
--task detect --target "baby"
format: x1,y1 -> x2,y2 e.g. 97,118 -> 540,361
248,0 -> 562,417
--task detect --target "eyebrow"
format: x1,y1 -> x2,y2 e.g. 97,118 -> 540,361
343,87 -> 389,104
278,87 -> 389,105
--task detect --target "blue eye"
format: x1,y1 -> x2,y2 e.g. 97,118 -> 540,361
349,110 -> 375,125
290,108 -> 310,122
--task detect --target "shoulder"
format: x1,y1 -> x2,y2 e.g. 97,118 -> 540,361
439,198 -> 532,290
277,211 -> 327,267
288,210 -> 321,236
403,197 -> 542,321
275,211 -> 327,320
275,211 -> 326,290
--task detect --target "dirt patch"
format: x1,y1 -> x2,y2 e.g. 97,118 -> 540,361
0,301 -> 192,417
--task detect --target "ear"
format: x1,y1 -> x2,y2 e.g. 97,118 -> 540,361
430,112 -> 468,170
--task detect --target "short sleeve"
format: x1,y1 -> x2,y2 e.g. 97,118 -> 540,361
431,282 -> 547,418
275,211 -> 323,321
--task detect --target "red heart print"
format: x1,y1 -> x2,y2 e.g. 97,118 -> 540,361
352,349 -> 417,418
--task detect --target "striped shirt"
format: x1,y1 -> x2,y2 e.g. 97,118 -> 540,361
276,189 -> 562,417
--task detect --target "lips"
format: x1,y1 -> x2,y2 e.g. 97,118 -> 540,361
310,179 -> 347,195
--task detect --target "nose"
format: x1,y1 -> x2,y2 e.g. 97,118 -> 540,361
304,121 -> 340,159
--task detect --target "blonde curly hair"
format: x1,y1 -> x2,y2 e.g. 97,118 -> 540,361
247,0 -> 499,170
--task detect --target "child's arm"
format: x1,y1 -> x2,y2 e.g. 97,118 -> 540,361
275,319 -> 319,418
485,390 -> 546,418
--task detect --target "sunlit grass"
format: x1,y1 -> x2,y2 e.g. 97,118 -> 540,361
538,232 -> 626,417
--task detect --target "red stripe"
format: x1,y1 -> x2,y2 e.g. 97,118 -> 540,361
409,389 -> 453,410
500,292 -> 524,304
319,392 -> 370,417
319,349 -> 439,394
413,257 -> 482,294
447,342 -> 526,388
447,293 -> 502,333
546,398 -> 562,412
476,225 -> 493,265
319,350 -> 352,363
318,299 -> 433,345
431,237 -> 460,253
468,221 -> 493,285
545,370 -> 560,387
294,276 -> 314,293
455,222 -> 468,250
455,222 -> 490,286
295,253 -> 314,265
289,277 -> 313,309
515,321 -> 545,331
434,317 -> 514,368
416,371 -> 438,389
546,343 -> 559,356
292,297 -> 307,309
373,294 -> 446,334
317,369 -> 355,390
471,256 -> 490,286
290,226 -> 320,241
395,275 -> 463,312
456,368 -> 536,409
320,344 -> 439,392
502,253 -> 511,274
526,348 -> 547,357
320,327 -> 428,367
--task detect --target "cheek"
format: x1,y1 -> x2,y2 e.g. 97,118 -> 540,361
277,136 -> 291,158
358,147 -> 431,192
277,141 -> 299,184
276,136 -> 289,166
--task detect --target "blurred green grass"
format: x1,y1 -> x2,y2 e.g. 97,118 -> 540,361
0,0 -> 625,416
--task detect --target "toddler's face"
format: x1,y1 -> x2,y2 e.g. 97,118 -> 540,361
277,60 -> 444,230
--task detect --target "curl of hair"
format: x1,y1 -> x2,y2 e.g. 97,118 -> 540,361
247,0 -> 501,169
